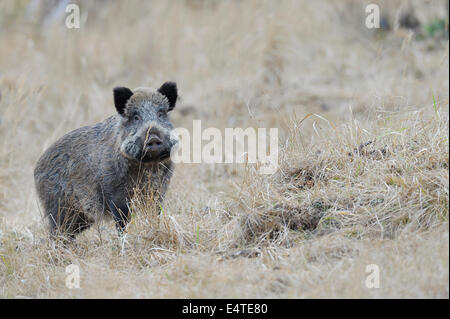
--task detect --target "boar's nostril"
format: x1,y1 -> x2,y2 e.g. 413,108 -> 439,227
147,136 -> 163,148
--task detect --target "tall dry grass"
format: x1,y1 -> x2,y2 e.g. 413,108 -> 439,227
0,0 -> 448,298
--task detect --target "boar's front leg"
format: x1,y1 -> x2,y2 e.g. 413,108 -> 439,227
106,199 -> 130,234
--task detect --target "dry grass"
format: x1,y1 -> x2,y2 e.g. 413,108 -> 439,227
0,0 -> 448,298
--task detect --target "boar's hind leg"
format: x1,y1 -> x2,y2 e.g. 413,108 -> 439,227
65,212 -> 94,238
48,205 -> 93,240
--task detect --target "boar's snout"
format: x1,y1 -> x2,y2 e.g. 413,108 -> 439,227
146,135 -> 163,151
141,127 -> 172,162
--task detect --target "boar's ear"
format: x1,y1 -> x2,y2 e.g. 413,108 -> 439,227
158,81 -> 177,111
113,87 -> 133,115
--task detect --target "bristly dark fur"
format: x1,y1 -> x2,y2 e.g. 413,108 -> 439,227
113,86 -> 134,114
157,82 -> 178,111
34,83 -> 178,239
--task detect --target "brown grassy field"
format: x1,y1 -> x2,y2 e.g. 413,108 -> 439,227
0,0 -> 448,298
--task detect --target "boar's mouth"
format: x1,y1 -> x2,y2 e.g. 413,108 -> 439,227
157,151 -> 171,161
140,150 -> 171,163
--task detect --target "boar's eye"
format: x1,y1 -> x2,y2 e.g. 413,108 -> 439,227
133,114 -> 141,121
158,111 -> 165,119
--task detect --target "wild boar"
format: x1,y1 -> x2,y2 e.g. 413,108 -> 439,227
34,82 -> 178,239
